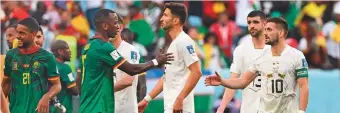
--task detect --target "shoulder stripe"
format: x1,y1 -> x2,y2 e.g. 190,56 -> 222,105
113,58 -> 126,69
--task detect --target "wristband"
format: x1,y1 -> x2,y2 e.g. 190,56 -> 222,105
152,59 -> 158,66
298,110 -> 305,113
144,94 -> 152,102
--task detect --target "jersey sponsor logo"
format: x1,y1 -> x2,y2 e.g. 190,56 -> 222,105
302,59 -> 308,68
131,51 -> 138,62
110,50 -> 120,60
186,45 -> 195,54
23,64 -> 30,68
13,62 -> 18,70
33,61 -> 40,69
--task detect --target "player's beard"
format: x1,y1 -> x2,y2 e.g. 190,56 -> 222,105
265,35 -> 279,46
250,29 -> 262,38
107,30 -> 117,39
18,41 -> 31,49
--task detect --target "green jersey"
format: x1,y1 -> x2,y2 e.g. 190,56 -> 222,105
79,38 -> 125,113
56,62 -> 75,113
3,47 -> 59,113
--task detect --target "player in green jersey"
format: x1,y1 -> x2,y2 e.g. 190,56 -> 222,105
51,40 -> 79,113
77,9 -> 173,113
2,17 -> 62,113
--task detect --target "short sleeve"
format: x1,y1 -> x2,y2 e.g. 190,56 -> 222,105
99,43 -> 126,68
295,51 -> 308,78
60,64 -> 76,89
178,40 -> 199,67
4,53 -> 12,78
230,46 -> 243,75
47,54 -> 60,81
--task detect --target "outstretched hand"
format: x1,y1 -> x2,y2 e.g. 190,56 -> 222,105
155,49 -> 174,65
205,71 -> 222,86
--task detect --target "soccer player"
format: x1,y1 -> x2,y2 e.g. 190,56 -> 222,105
34,27 -> 45,47
109,15 -> 142,113
121,28 -> 147,102
138,2 -> 202,113
78,9 -> 173,113
217,11 -> 269,113
2,17 -> 61,113
5,24 -> 18,49
51,40 -> 79,113
205,17 -> 309,113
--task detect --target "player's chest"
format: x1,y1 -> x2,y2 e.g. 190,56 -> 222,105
10,55 -> 48,77
257,57 -> 295,77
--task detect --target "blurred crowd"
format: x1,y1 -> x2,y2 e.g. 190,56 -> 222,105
1,1 -> 339,71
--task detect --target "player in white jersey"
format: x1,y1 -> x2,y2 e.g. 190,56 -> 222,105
217,11 -> 270,113
138,2 -> 202,113
206,17 -> 309,113
110,16 -> 141,113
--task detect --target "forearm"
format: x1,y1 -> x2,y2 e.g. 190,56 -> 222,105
45,82 -> 61,98
114,81 -> 131,92
120,61 -> 155,75
219,88 -> 237,108
1,79 -> 11,97
76,70 -> 82,92
177,72 -> 201,100
299,85 -> 309,111
1,91 -> 9,113
221,78 -> 251,89
137,75 -> 147,102
148,76 -> 164,99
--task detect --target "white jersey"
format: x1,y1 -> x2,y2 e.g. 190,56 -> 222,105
164,31 -> 199,113
249,45 -> 308,113
114,41 -> 140,113
230,40 -> 270,113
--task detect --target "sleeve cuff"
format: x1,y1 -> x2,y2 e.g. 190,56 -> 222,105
67,82 -> 76,88
48,76 -> 60,81
113,58 -> 127,69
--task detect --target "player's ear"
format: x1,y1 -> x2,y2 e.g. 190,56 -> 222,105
102,23 -> 108,30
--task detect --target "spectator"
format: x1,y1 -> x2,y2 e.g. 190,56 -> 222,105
298,22 -> 327,68
209,12 -> 241,59
141,1 -> 162,32
203,33 -> 221,72
43,2 -> 61,31
40,17 -> 56,52
32,1 -> 47,24
322,2 -> 340,69
71,2 -> 90,56
188,27 -> 205,60
85,0 -> 103,30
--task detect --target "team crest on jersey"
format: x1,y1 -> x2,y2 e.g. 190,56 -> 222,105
33,61 -> 40,69
131,51 -> 138,62
84,44 -> 90,50
12,62 -> 18,70
186,45 -> 195,54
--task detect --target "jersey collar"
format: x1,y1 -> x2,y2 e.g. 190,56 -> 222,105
19,46 -> 40,55
93,35 -> 109,42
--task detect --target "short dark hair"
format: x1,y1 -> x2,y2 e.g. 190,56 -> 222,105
18,17 -> 40,32
6,24 -> 17,30
247,10 -> 266,20
117,15 -> 123,24
267,17 -> 288,36
38,27 -> 43,34
164,2 -> 187,25
94,9 -> 116,26
51,40 -> 69,56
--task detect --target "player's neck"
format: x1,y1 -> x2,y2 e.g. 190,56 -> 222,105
112,36 -> 122,48
94,32 -> 109,42
168,25 -> 183,40
252,34 -> 266,49
56,57 -> 64,63
271,41 -> 286,56
19,44 -> 39,54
